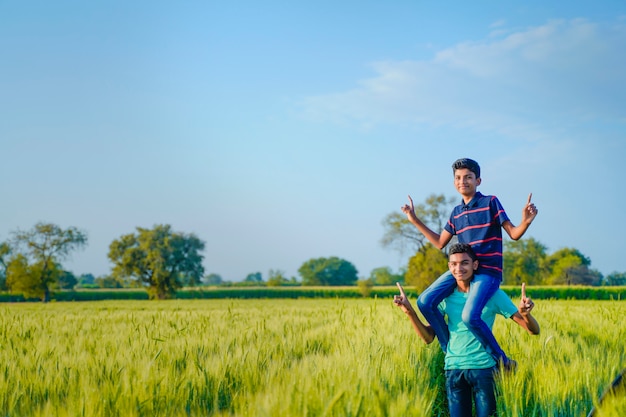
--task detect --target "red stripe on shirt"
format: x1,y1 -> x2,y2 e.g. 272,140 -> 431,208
456,223 -> 491,234
452,206 -> 490,220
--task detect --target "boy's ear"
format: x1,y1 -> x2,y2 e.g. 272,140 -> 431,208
476,178 -> 482,186
472,260 -> 479,270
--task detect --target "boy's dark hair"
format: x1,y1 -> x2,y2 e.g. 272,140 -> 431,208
448,243 -> 477,262
452,158 -> 481,179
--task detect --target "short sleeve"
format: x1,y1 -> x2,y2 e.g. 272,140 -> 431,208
444,212 -> 456,235
491,196 -> 511,226
490,290 -> 518,318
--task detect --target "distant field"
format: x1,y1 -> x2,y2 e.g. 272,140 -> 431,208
1,298 -> 624,416
2,284 -> 626,302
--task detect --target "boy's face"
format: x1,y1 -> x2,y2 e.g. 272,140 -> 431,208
448,252 -> 478,283
454,168 -> 481,197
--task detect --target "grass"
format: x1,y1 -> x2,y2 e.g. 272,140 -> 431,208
0,298 -> 624,416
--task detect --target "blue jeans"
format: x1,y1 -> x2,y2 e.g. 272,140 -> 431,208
417,271 -> 508,364
445,367 -> 498,417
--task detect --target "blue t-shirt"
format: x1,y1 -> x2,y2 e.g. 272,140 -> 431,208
444,192 -> 510,279
438,287 -> 518,370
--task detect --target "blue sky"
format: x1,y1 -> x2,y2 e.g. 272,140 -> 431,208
2,1 -> 625,281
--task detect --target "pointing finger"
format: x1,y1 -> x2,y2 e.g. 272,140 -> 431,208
521,282 -> 527,300
396,282 -> 406,297
527,193 -> 533,205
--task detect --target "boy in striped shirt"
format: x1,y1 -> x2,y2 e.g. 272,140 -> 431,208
401,158 -> 538,369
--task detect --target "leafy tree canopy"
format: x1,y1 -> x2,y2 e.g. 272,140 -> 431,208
381,194 -> 455,256
108,224 -> 205,299
267,269 -> 289,287
546,247 -> 592,285
95,275 -> 125,289
503,238 -> 548,285
0,242 -> 10,273
12,222 -> 87,264
298,256 -> 358,286
6,222 -> 87,301
244,272 -> 263,283
605,272 -> 626,286
203,273 -> 223,286
405,243 -> 448,293
6,255 -> 63,300
369,266 -> 403,286
57,270 -> 78,290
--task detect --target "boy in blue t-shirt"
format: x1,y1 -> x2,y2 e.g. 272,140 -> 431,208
394,243 -> 540,417
401,158 -> 538,369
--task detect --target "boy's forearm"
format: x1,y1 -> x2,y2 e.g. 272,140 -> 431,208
521,313 -> 540,335
403,308 -> 436,344
407,216 -> 444,249
507,221 -> 533,241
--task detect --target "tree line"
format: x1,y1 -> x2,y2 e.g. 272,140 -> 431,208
0,223 -> 374,301
0,223 -> 206,301
1,195 -> 624,302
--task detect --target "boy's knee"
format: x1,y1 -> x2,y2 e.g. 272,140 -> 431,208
461,309 -> 482,328
416,295 -> 427,310
417,291 -> 435,310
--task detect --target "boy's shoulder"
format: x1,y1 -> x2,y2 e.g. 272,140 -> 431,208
473,192 -> 502,207
485,289 -> 518,317
475,191 -> 496,201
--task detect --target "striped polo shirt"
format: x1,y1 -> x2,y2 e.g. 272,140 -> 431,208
444,192 -> 510,279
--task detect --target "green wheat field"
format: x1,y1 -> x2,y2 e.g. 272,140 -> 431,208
1,298 -> 624,416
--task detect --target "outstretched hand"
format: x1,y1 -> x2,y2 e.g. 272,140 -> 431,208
522,193 -> 538,223
519,283 -> 535,315
393,282 -> 413,314
401,195 -> 416,219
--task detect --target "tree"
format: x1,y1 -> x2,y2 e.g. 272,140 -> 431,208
95,274 -> 125,289
57,270 -> 78,290
0,242 -> 10,290
545,248 -> 592,285
203,273 -> 223,286
78,273 -> 96,285
7,223 -> 87,301
298,257 -> 358,286
369,266 -> 403,286
108,224 -> 205,299
562,266 -> 603,286
404,243 -> 448,293
267,269 -> 289,287
381,194 -> 456,256
357,278 -> 374,297
244,272 -> 263,283
6,254 -> 60,299
604,272 -> 626,286
503,238 -> 548,285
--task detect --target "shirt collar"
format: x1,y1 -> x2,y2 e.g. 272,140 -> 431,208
461,191 -> 483,210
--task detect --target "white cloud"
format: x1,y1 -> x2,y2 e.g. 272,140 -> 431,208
300,18 -> 626,141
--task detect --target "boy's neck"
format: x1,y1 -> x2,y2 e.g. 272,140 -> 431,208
456,275 -> 474,293
457,281 -> 470,293
461,192 -> 476,204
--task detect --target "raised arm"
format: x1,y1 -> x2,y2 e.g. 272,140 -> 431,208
502,193 -> 538,241
394,282 -> 436,344
510,283 -> 540,335
401,195 -> 453,249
